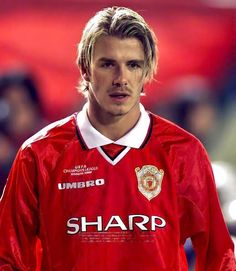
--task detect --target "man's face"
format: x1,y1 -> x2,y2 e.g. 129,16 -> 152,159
86,36 -> 147,118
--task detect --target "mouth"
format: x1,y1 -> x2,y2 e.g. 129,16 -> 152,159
109,92 -> 130,100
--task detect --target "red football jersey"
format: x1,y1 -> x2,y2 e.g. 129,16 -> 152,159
0,105 -> 235,270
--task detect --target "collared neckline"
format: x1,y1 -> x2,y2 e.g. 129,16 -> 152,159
76,103 -> 151,149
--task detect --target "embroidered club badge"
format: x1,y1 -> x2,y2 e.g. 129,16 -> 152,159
135,165 -> 164,200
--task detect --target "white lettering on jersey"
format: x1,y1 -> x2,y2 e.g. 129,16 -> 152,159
58,179 -> 105,190
104,216 -> 127,231
81,216 -> 103,232
129,214 -> 150,230
151,215 -> 166,229
67,215 -> 166,234
67,218 -> 80,234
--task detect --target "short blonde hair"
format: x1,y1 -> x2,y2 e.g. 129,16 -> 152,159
77,6 -> 158,95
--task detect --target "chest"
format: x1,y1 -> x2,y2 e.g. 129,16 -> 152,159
38,144 -> 177,222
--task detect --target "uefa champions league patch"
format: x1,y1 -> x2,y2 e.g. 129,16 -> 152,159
135,165 -> 164,200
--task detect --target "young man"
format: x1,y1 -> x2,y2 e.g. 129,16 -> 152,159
0,6 -> 235,271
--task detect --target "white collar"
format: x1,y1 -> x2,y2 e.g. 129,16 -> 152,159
76,103 -> 150,149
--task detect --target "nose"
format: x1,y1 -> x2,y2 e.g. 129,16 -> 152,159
112,65 -> 128,87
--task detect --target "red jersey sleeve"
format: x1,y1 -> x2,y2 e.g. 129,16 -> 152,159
177,140 -> 236,270
0,146 -> 39,270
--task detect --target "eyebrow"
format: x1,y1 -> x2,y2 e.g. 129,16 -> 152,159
97,57 -> 116,63
97,57 -> 145,64
127,60 -> 145,66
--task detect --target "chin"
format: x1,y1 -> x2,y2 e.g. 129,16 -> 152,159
105,106 -> 127,116
108,110 -> 126,117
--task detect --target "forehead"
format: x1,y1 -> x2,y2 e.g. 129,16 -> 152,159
92,36 -> 145,62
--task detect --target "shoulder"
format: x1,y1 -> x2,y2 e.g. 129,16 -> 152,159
9,113 -> 79,177
21,113 -> 78,151
148,113 -> 213,192
149,112 -> 207,155
150,112 -> 200,142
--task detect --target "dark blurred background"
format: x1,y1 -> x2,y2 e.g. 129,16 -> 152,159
0,0 -> 236,269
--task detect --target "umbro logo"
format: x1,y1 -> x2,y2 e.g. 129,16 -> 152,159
58,179 -> 105,190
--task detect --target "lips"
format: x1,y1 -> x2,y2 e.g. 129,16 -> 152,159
109,92 -> 130,99
110,94 -> 128,99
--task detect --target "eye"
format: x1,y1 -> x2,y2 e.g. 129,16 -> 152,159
128,61 -> 142,69
100,62 -> 114,68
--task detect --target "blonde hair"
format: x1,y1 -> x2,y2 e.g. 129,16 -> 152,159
77,6 -> 158,95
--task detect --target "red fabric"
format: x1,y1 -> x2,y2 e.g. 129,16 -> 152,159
219,249 -> 236,271
102,144 -> 125,158
0,113 -> 235,270
36,239 -> 42,271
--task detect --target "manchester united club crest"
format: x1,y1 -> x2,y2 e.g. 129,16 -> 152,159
135,165 -> 164,201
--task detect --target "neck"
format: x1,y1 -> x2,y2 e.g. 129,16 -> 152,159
87,104 -> 141,141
